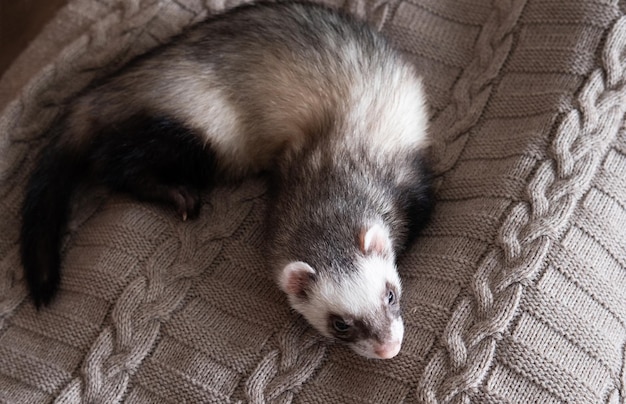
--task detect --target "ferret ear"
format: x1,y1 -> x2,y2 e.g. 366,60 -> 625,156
359,223 -> 392,256
279,261 -> 316,299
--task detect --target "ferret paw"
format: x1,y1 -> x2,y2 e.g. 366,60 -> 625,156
168,186 -> 201,221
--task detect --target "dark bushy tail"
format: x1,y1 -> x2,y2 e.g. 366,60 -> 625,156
20,138 -> 86,308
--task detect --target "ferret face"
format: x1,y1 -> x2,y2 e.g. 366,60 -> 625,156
279,224 -> 405,359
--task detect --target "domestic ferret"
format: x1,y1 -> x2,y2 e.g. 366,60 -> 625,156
20,1 -> 433,359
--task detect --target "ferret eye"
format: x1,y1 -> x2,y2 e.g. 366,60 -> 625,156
333,319 -> 350,332
387,290 -> 395,304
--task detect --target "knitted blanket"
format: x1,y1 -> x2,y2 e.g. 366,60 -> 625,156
1,0 -> 625,402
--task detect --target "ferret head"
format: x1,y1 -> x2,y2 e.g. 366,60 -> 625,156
278,223 -> 404,359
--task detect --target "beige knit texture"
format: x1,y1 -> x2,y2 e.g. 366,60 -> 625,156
1,0 -> 625,402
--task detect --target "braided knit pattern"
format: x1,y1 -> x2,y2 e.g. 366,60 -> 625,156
1,0 -> 625,403
58,224 -> 220,402
418,13 -> 626,404
427,0 -> 526,177
245,320 -> 326,403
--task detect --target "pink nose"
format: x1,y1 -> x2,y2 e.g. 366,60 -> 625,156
374,341 -> 401,359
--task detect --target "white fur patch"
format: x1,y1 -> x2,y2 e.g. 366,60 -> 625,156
341,254 -> 402,319
168,74 -> 247,166
345,66 -> 429,157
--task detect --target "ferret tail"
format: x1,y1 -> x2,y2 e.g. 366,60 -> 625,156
20,123 -> 87,308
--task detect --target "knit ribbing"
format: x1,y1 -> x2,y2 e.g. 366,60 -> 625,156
418,12 -> 626,403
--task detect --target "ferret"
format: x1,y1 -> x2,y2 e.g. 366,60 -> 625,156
19,1 -> 433,360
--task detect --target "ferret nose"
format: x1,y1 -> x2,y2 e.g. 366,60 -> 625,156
374,340 -> 401,359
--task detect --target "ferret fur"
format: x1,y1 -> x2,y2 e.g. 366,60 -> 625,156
20,1 -> 433,359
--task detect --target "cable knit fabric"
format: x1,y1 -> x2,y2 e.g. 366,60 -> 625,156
1,0 -> 625,402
